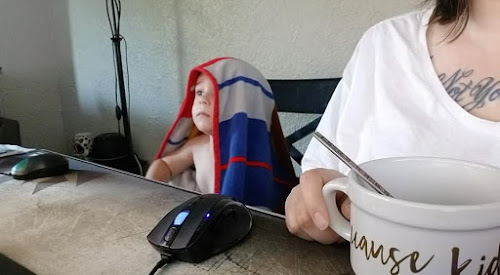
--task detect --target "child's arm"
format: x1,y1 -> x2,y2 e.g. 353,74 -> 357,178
146,137 -> 200,182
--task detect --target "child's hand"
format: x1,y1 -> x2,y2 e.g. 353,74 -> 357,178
145,159 -> 173,182
146,135 -> 206,182
285,168 -> 350,244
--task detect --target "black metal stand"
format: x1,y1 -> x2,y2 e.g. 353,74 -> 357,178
101,0 -> 143,176
111,35 -> 133,155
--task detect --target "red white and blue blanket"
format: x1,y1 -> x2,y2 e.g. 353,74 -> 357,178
155,57 -> 296,212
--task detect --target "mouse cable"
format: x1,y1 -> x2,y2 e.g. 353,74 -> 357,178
0,172 -> 11,176
148,255 -> 173,275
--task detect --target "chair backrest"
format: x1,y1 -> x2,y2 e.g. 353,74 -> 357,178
0,117 -> 21,145
269,78 -> 341,165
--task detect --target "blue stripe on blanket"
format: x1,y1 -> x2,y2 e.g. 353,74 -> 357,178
220,165 -> 289,210
218,111 -> 289,211
218,113 -> 271,164
218,76 -> 274,100
167,137 -> 188,145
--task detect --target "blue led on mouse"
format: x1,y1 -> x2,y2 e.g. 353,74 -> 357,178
174,210 -> 190,225
147,194 -> 253,266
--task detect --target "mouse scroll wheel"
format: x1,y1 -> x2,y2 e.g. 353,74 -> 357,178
223,209 -> 237,219
164,227 -> 177,246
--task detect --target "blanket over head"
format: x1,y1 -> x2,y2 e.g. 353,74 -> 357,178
155,57 -> 297,212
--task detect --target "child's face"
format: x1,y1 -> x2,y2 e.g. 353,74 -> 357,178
191,73 -> 214,135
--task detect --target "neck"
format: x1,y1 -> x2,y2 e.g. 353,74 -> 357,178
468,0 -> 500,32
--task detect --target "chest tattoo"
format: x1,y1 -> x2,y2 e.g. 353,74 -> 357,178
438,69 -> 500,112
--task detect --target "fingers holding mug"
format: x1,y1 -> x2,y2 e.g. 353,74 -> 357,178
285,168 -> 347,244
300,170 -> 331,231
322,177 -> 351,241
338,195 -> 351,220
285,185 -> 313,241
285,183 -> 341,244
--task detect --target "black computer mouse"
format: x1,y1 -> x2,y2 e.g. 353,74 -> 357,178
10,152 -> 69,180
147,194 -> 253,263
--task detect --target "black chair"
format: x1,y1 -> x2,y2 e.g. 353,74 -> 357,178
0,117 -> 21,145
269,78 -> 341,165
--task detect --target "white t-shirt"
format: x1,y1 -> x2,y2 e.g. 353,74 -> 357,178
302,8 -> 500,175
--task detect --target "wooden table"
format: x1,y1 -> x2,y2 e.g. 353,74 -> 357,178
0,153 -> 352,274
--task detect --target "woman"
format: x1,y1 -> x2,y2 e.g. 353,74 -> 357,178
285,0 -> 500,244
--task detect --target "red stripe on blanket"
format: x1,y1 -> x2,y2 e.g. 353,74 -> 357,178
221,157 -> 272,171
273,176 -> 296,188
199,57 -> 231,68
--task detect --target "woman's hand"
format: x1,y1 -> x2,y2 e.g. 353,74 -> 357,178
285,168 -> 351,244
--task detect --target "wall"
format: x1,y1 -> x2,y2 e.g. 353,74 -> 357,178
0,0 -> 416,164
0,0 -> 66,151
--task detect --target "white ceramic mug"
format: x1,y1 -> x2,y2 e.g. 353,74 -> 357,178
322,157 -> 500,275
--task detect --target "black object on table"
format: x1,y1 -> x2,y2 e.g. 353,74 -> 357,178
0,254 -> 35,275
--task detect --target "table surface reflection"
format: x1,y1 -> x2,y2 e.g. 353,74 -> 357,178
0,153 -> 352,274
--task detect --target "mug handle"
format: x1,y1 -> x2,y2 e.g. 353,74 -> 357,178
322,177 -> 351,241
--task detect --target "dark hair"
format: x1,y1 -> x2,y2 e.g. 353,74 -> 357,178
424,0 -> 471,40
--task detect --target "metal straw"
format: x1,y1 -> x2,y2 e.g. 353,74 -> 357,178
313,131 -> 393,197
